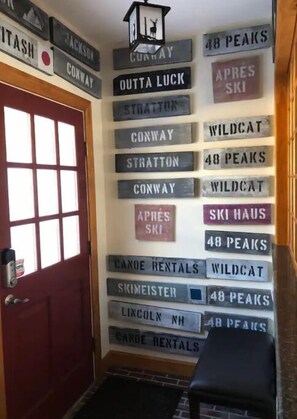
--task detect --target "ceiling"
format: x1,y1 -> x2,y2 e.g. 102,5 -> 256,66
37,0 -> 272,49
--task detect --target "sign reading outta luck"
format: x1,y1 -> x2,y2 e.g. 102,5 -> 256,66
203,203 -> 272,225
116,152 -> 194,172
135,204 -> 175,241
212,56 -> 260,103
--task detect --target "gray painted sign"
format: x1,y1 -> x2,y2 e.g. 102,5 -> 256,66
203,204 -> 272,225
204,312 -> 269,333
207,286 -> 273,310
107,278 -> 207,305
203,146 -> 270,169
113,39 -> 192,70
113,67 -> 191,96
203,24 -> 271,56
108,255 -> 206,279
0,0 -> 49,39
115,123 -> 193,149
115,152 -> 194,172
206,258 -> 269,282
50,17 -> 100,70
201,176 -> 270,197
204,115 -> 272,142
53,48 -> 101,98
205,230 -> 271,255
108,301 -> 202,333
109,326 -> 204,356
113,95 -> 190,121
118,178 -> 195,199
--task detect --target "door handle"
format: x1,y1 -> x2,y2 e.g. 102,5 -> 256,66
4,294 -> 30,306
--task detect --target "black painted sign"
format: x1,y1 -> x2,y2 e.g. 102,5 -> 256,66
204,312 -> 269,333
202,176 -> 270,197
207,286 -> 273,310
113,67 -> 191,96
50,17 -> 100,71
206,258 -> 269,282
115,123 -> 193,149
203,146 -> 270,169
113,95 -> 190,121
0,0 -> 49,39
108,255 -> 206,279
115,152 -> 194,172
109,326 -> 204,356
53,48 -> 101,98
205,230 -> 271,255
113,39 -> 192,70
118,178 -> 195,199
203,24 -> 271,56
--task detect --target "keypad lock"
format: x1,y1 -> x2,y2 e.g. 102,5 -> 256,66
1,248 -> 17,288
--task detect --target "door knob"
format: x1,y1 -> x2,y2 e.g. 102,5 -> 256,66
4,294 -> 30,306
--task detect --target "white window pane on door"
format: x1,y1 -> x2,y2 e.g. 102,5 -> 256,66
37,170 -> 58,216
4,107 -> 32,163
35,115 -> 56,165
10,224 -> 37,275
58,122 -> 77,166
61,171 -> 78,213
8,168 -> 35,221
40,219 -> 61,269
63,216 -> 80,259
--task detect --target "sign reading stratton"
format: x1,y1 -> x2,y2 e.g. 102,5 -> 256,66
118,178 -> 195,199
135,204 -> 175,241
204,312 -> 269,333
203,24 -> 271,56
113,39 -> 192,70
116,152 -> 194,172
204,115 -> 272,142
212,56 -> 260,103
50,17 -> 100,71
113,67 -> 191,95
207,286 -> 273,310
204,146 -> 270,170
108,255 -> 206,278
202,176 -> 270,197
203,204 -> 272,225
115,123 -> 193,149
206,258 -> 269,282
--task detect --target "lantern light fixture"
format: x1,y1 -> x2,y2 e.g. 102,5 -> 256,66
123,0 -> 171,54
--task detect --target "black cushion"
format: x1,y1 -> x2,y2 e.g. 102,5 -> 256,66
189,328 -> 276,412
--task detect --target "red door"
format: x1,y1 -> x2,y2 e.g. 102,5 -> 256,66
0,83 -> 94,419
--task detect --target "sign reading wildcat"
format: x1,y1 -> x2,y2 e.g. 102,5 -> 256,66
206,258 -> 269,282
202,176 -> 270,197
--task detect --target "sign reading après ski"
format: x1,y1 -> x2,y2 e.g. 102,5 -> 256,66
135,204 -> 175,241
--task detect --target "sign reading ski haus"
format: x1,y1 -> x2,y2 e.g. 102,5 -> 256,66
203,204 -> 272,225
202,176 -> 270,197
118,178 -> 195,199
116,152 -> 194,172
203,146 -> 270,169
203,24 -> 271,56
113,39 -> 192,70
204,312 -> 269,333
108,255 -> 206,278
204,115 -> 272,142
207,286 -> 273,310
113,95 -> 190,121
206,258 -> 269,282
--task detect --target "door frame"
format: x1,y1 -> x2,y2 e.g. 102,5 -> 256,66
0,62 -> 101,419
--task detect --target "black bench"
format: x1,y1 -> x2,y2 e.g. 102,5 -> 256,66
188,327 -> 276,419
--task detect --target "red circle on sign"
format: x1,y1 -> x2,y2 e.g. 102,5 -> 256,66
41,51 -> 51,66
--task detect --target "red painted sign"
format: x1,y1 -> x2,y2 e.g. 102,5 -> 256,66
135,204 -> 175,241
203,204 -> 272,225
212,56 -> 260,103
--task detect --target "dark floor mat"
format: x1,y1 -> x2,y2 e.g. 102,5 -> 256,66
73,375 -> 183,419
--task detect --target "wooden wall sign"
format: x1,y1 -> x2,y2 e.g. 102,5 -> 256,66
212,56 -> 260,103
53,48 -> 101,98
108,255 -> 206,279
49,17 -> 100,71
118,178 -> 195,199
116,152 -> 194,173
203,24 -> 271,56
206,258 -> 269,282
0,18 -> 53,75
205,230 -> 271,255
115,123 -> 193,149
107,278 -> 207,305
113,67 -> 191,96
201,176 -> 270,197
204,115 -> 272,142
207,286 -> 273,310
203,204 -> 272,225
204,312 -> 269,333
108,301 -> 202,333
0,0 -> 49,39
203,146 -> 270,169
135,204 -> 175,241
113,39 -> 192,70
113,95 -> 190,121
109,326 -> 205,356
